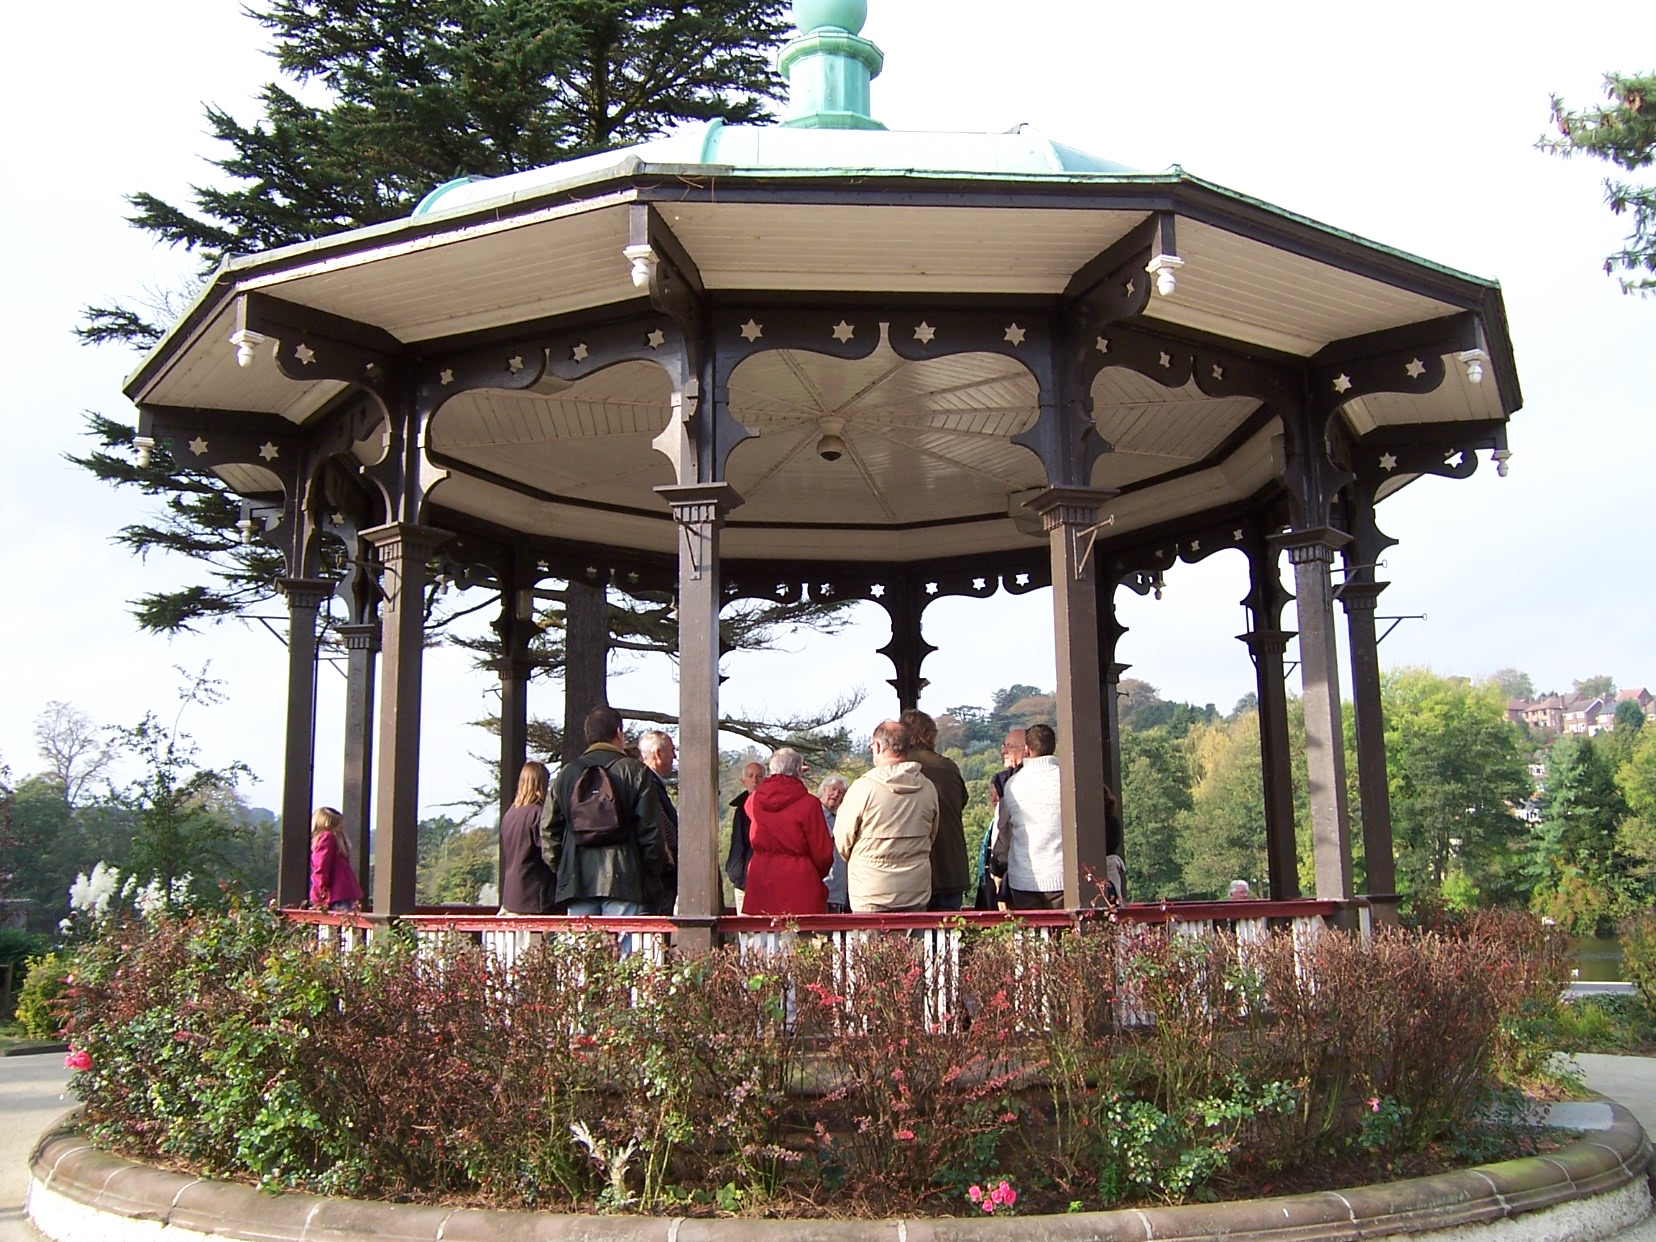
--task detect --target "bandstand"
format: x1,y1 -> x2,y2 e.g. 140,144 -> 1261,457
123,0 -> 1520,938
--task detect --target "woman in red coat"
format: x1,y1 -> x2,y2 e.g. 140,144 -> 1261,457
743,748 -> 834,916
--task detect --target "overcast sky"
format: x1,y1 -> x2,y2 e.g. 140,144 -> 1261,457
2,0 -> 1652,821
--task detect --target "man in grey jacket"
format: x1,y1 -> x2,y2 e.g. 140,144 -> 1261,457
833,720 -> 939,913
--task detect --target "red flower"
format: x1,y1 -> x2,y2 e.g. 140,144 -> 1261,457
64,1049 -> 92,1072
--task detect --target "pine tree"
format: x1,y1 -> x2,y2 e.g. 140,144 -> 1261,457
81,0 -> 792,346
1542,72 -> 1656,294
73,0 -> 857,750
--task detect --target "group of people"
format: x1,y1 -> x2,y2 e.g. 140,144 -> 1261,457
308,702 -> 1129,917
485,703 -> 1124,919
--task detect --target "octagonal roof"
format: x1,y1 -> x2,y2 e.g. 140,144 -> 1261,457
125,1 -> 1519,568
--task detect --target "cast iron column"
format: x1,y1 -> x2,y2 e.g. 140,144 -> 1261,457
562,578 -> 609,763
1240,628 -> 1299,899
1275,529 -> 1354,901
657,482 -> 742,951
1096,574 -> 1127,805
336,620 -> 380,899
1030,488 -> 1113,907
1241,535 -> 1300,900
495,552 -> 535,816
277,578 -> 333,908
1341,579 -> 1398,923
360,523 -> 451,916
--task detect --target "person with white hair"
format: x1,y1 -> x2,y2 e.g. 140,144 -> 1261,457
742,747 -> 834,915
638,730 -> 679,915
818,775 -> 851,913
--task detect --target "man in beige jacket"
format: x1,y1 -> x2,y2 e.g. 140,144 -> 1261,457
833,720 -> 940,912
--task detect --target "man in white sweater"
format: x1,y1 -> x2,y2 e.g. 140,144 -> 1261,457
989,723 -> 1065,910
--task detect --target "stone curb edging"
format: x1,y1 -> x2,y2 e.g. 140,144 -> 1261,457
26,1104 -> 1654,1242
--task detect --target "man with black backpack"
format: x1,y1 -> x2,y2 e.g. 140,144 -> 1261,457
547,706 -> 666,917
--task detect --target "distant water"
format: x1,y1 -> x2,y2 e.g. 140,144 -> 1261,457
1572,935 -> 1625,983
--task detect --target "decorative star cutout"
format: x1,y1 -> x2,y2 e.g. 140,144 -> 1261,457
258,442 -> 280,462
1096,337 -> 1110,354
1333,373 -> 1353,394
646,329 -> 666,350
507,355 -> 525,374
1233,529 -> 1245,541
1190,539 -> 1201,552
1124,279 -> 1136,297
1212,365 -> 1224,381
740,319 -> 764,342
832,320 -> 855,343
1004,323 -> 1027,346
294,343 -> 316,365
330,512 -> 346,526
1379,452 -> 1399,472
438,368 -> 455,385
188,436 -> 208,456
572,343 -> 589,362
913,321 -> 937,344
1158,351 -> 1172,369
1405,358 -> 1426,379
870,583 -> 886,598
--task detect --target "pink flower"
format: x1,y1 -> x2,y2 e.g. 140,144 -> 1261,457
1001,1184 -> 1018,1207
967,1185 -> 983,1203
64,1049 -> 92,1073
1368,1097 -> 1381,1113
1000,1111 -> 1018,1123
894,1128 -> 915,1141
982,1201 -> 995,1214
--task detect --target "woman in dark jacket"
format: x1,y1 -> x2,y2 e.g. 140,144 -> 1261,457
499,761 -> 556,914
743,748 -> 835,916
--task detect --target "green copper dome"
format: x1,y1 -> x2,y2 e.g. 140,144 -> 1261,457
793,0 -> 867,34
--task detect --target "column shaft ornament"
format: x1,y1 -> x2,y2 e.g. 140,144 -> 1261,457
276,578 -> 335,908
657,482 -> 744,951
360,523 -> 452,915
1028,487 -> 1116,906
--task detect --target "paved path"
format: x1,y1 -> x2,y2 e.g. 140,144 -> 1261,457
0,1055 -> 70,1242
2,1053 -> 1655,1241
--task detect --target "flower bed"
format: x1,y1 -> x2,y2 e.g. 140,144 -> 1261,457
55,903 -> 1572,1218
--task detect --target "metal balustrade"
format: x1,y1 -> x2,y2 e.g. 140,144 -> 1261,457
285,900 -> 1342,1031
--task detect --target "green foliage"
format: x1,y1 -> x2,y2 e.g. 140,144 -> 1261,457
115,712 -> 253,895
1490,669 -> 1536,702
1557,993 -> 1656,1054
1383,670 -> 1529,904
1544,71 -> 1656,292
1620,912 -> 1656,1014
417,817 -> 499,905
1120,729 -> 1192,900
1615,725 -> 1656,872
1529,735 -> 1632,932
1177,715 -> 1268,899
15,952 -> 69,1038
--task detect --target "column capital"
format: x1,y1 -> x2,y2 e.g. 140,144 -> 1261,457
1337,580 -> 1389,614
655,481 -> 744,525
278,577 -> 336,611
337,622 -> 381,653
359,522 -> 453,560
1271,526 -> 1352,564
1238,628 -> 1297,655
1106,661 -> 1132,683
1026,486 -> 1118,532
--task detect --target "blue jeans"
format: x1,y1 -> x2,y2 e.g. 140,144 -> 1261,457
564,899 -> 642,917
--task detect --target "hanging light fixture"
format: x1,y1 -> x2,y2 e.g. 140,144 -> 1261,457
133,436 -> 155,468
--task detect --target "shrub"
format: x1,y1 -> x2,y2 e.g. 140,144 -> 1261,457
58,907 -> 1569,1215
15,951 -> 70,1038
1621,912 -> 1656,1013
